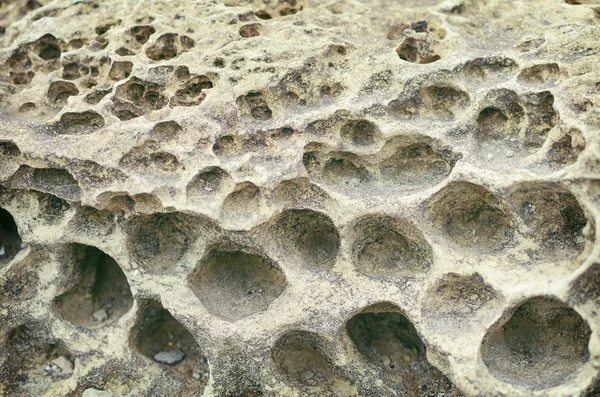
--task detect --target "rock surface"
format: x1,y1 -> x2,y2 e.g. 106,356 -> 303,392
0,0 -> 599,396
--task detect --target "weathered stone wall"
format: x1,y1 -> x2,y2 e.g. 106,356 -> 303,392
0,0 -> 600,396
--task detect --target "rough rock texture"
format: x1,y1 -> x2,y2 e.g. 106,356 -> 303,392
0,0 -> 600,396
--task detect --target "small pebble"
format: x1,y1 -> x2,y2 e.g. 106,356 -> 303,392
381,354 -> 391,367
52,355 -> 74,375
154,348 -> 185,365
93,309 -> 108,323
410,20 -> 428,33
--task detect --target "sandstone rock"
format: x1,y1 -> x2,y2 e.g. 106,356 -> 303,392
0,0 -> 599,396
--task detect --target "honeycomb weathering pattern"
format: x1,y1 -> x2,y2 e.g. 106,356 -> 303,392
0,0 -> 600,395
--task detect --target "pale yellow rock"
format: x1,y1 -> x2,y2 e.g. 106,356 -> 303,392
0,0 -> 599,396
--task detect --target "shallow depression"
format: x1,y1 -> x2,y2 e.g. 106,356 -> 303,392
481,296 -> 591,390
189,244 -> 286,321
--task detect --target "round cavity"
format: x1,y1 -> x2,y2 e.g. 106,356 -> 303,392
346,303 -> 461,395
340,120 -> 381,146
127,213 -> 200,274
269,209 -> 339,270
422,273 -> 498,331
189,245 -> 286,321
481,296 -> 590,390
132,300 -> 209,389
351,216 -> 432,278
53,244 -> 133,327
429,182 -> 510,250
508,183 -> 587,260
272,331 -> 335,387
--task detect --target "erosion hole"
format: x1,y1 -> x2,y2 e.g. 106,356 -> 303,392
347,303 -> 460,395
53,244 -> 133,327
0,207 -> 23,268
132,299 -> 209,387
186,167 -> 233,202
352,215 -> 432,278
272,331 -> 336,387
0,325 -> 73,396
189,244 -> 286,321
270,209 -> 339,270
48,81 -> 79,105
481,296 -> 591,389
429,182 -> 510,250
340,120 -> 381,146
127,213 -> 199,274
57,111 -> 105,135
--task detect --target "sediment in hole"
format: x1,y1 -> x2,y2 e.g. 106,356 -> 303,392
481,296 -> 591,390
189,242 -> 286,321
350,215 -> 433,278
53,244 -> 133,327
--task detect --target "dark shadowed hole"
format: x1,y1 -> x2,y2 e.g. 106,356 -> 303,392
0,325 -> 73,395
0,207 -> 23,268
347,304 -> 462,395
132,299 -> 209,387
272,331 -> 336,387
481,297 -> 590,390
53,244 -> 133,327
271,209 -> 339,270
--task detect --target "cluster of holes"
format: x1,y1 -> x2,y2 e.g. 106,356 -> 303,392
253,0 -> 305,19
303,135 -> 458,194
146,33 -> 195,61
4,34 -> 64,86
119,141 -> 182,174
112,77 -> 167,120
116,25 -> 156,56
475,89 -> 558,161
237,91 -> 272,120
60,54 -> 111,85
212,131 -> 272,159
171,73 -> 214,107
388,84 -> 470,120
